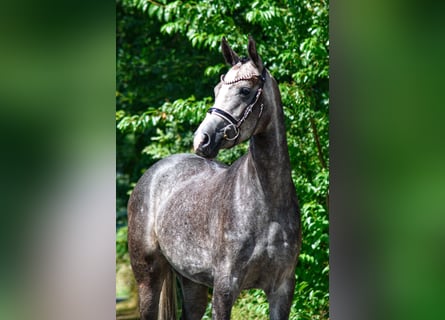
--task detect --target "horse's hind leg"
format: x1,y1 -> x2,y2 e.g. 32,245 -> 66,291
132,252 -> 169,320
211,274 -> 242,320
266,276 -> 296,320
178,275 -> 208,320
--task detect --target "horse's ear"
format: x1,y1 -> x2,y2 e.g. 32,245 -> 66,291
247,36 -> 263,71
221,37 -> 240,66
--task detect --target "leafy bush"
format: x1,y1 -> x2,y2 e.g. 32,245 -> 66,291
117,0 -> 329,318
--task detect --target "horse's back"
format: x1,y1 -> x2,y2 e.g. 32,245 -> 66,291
130,153 -> 224,206
128,152 -> 226,226
137,153 -> 225,198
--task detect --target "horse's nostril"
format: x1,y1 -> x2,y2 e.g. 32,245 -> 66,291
193,132 -> 211,152
201,133 -> 211,148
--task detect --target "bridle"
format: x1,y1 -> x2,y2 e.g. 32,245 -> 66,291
207,68 -> 267,141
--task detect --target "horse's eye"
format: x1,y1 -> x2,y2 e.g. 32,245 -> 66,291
240,87 -> 251,96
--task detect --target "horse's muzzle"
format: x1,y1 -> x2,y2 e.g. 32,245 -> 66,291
193,132 -> 210,151
193,131 -> 222,159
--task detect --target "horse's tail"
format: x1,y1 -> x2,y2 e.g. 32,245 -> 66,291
158,268 -> 177,320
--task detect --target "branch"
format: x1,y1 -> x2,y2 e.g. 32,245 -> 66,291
310,117 -> 327,170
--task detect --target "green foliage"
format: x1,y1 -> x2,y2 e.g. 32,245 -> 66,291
117,0 -> 329,318
116,225 -> 130,265
232,290 -> 269,319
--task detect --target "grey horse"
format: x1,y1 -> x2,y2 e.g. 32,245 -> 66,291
128,36 -> 301,320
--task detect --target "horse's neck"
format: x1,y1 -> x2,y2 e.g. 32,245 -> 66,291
245,82 -> 295,203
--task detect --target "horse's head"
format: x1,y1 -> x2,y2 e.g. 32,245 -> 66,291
194,36 -> 269,158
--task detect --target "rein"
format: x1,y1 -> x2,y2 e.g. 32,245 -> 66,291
207,68 -> 267,141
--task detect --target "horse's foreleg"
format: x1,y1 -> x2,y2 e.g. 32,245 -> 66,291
178,275 -> 208,320
266,276 -> 296,320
